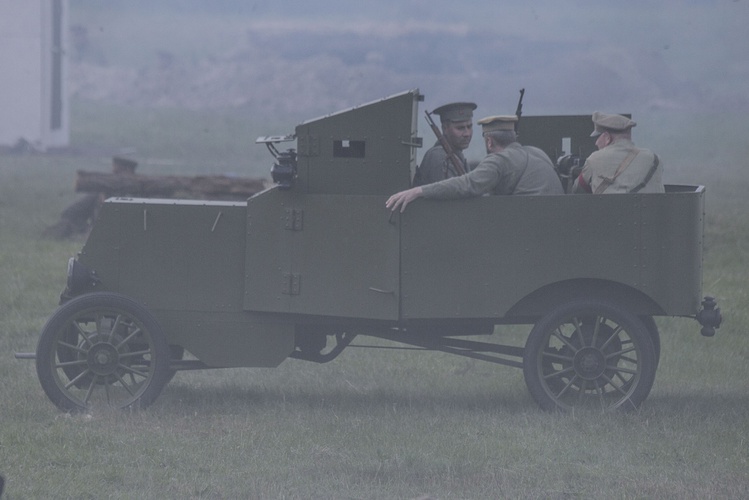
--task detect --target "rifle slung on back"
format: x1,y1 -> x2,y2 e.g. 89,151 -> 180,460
424,110 -> 466,176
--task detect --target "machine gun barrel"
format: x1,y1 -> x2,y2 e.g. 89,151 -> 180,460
424,110 -> 467,176
514,88 -> 525,132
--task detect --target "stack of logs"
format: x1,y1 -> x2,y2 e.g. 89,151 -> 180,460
44,157 -> 268,239
75,170 -> 267,200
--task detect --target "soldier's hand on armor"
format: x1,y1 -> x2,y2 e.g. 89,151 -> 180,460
386,187 -> 424,213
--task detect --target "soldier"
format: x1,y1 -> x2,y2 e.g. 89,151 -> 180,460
412,102 -> 476,186
387,115 -> 563,213
43,156 -> 139,239
111,155 -> 138,176
572,112 -> 664,194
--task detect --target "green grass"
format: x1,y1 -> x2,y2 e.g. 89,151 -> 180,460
1,101 -> 748,499
69,99 -> 285,178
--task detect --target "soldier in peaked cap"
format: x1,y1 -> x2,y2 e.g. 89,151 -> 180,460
412,102 -> 477,186
43,156 -> 141,239
572,111 -> 664,194
387,113 -> 563,213
112,155 -> 138,175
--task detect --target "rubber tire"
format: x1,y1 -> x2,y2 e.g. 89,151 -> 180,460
36,292 -> 171,412
639,315 -> 661,368
523,299 -> 657,412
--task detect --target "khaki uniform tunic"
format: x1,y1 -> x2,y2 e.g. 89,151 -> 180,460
412,141 -> 468,186
574,139 -> 664,194
421,142 -> 563,199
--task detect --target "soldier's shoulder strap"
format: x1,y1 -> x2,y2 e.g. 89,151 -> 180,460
629,154 -> 660,194
594,148 -> 639,194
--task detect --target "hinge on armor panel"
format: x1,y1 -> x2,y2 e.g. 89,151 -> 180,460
284,208 -> 303,231
282,273 -> 301,295
401,137 -> 423,148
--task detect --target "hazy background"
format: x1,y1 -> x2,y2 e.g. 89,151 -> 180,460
67,0 -> 749,172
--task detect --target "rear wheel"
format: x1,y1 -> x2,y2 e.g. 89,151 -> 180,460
523,299 -> 657,412
36,292 -> 171,412
639,315 -> 661,367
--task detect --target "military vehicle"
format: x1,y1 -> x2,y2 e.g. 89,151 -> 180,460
18,89 -> 722,413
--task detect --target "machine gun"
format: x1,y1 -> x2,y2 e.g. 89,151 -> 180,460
555,154 -> 583,193
424,110 -> 466,176
256,134 -> 297,190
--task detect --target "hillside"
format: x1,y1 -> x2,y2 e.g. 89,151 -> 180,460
68,2 -> 748,121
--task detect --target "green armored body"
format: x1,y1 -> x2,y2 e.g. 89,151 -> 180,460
22,89 -> 721,413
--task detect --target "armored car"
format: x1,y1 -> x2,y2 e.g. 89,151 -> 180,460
22,89 -> 721,412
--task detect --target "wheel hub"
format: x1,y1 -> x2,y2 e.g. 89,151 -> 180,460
87,342 -> 120,376
573,346 -> 606,380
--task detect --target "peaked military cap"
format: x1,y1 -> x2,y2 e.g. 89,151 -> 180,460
590,111 -> 636,137
432,102 -> 477,122
112,156 -> 138,175
477,115 -> 517,133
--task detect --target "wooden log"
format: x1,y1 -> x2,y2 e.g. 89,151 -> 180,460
75,170 -> 268,200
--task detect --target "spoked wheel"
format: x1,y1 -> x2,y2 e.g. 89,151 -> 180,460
523,299 -> 657,412
639,315 -> 661,368
36,292 -> 171,412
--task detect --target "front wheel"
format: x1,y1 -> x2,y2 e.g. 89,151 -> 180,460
523,299 -> 657,412
36,292 -> 171,412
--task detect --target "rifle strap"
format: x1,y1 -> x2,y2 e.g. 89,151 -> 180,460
508,150 -> 530,195
594,149 -> 639,194
629,154 -> 660,193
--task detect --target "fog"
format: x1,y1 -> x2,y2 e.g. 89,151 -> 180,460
68,0 -> 749,176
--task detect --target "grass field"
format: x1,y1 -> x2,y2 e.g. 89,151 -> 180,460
1,100 -> 748,499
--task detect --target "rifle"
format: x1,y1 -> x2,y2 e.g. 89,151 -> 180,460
424,110 -> 466,176
514,88 -> 525,133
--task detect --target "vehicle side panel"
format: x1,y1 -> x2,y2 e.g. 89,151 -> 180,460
86,199 -> 248,312
244,188 -> 399,320
78,198 -> 295,367
400,187 -> 704,320
636,185 -> 704,313
294,89 -> 418,196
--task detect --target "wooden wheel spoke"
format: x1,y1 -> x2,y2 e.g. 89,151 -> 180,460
37,293 -> 171,411
524,300 -> 656,412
